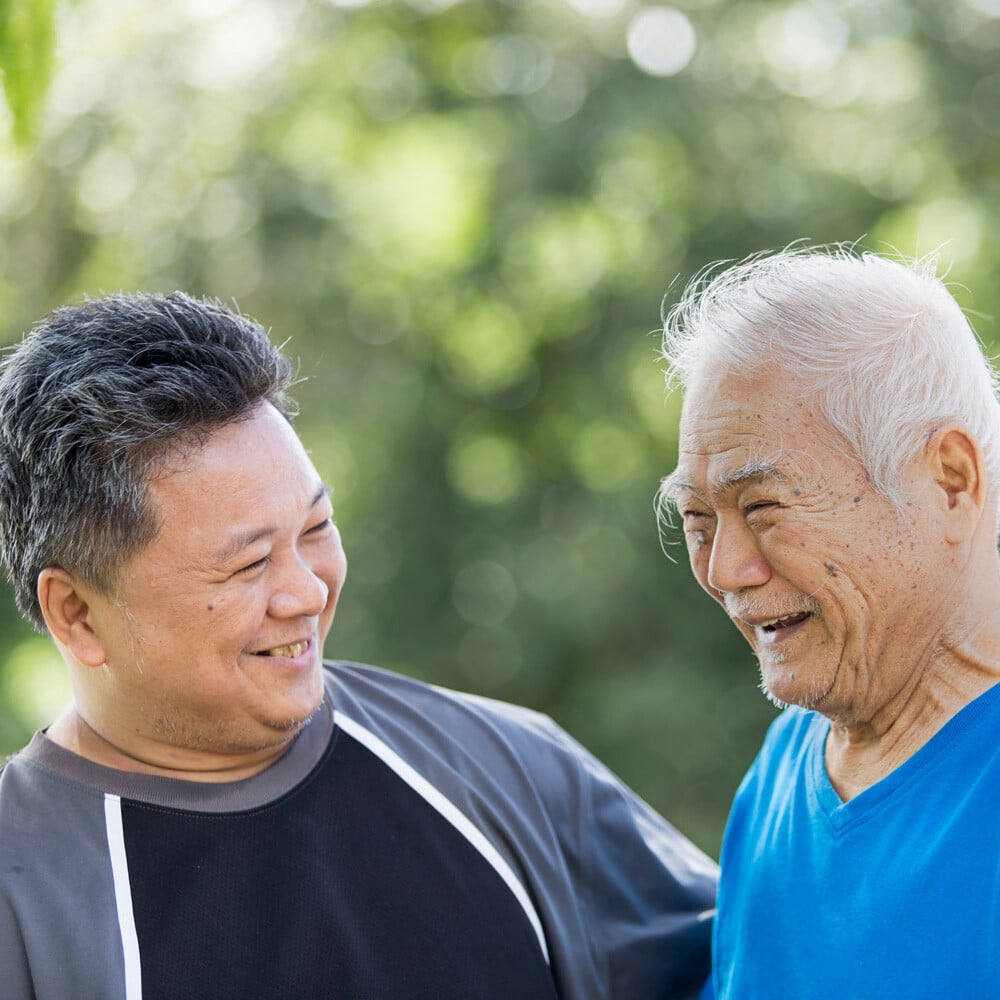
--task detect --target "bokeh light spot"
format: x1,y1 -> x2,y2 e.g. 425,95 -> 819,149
356,118 -> 490,274
571,421 -> 644,491
184,2 -> 291,91
962,0 -> 1000,17
566,0 -> 629,19
3,639 -> 71,732
440,300 -> 534,394
448,432 -> 526,505
627,7 -> 697,78
915,198 -> 982,263
758,2 -> 849,97
76,148 -> 138,222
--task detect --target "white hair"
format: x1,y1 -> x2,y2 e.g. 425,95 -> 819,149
660,244 -> 1000,506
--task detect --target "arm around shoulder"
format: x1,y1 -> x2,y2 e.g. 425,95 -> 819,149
517,712 -> 718,999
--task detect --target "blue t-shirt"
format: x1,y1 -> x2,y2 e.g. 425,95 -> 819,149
708,683 -> 1000,999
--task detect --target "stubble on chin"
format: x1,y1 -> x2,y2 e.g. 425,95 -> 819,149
755,647 -> 836,712
151,704 -> 320,755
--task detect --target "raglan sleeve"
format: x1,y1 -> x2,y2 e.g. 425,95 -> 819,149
537,716 -> 718,999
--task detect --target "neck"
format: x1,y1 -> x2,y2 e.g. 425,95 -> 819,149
45,705 -> 294,783
825,608 -> 1000,801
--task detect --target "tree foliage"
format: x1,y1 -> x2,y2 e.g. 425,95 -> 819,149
0,0 -> 59,144
0,0 -> 997,856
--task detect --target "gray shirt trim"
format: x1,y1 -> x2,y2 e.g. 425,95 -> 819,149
15,690 -> 334,812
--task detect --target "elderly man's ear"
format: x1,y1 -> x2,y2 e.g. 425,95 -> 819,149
37,568 -> 108,668
926,428 -> 986,545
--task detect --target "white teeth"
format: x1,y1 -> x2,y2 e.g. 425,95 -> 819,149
264,641 -> 307,658
759,615 -> 793,628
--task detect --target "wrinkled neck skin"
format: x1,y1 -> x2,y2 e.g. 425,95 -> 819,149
824,522 -> 1000,802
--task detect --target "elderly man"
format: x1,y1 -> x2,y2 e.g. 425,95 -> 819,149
659,246 -> 1000,998
0,293 -> 716,1000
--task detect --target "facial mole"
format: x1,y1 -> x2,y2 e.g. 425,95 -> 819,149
853,496 -> 861,503
824,561 -> 839,576
793,488 -> 802,496
207,604 -> 214,611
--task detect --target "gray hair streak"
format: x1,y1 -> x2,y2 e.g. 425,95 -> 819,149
0,291 -> 297,631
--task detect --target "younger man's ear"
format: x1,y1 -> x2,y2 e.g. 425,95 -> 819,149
929,428 -> 984,544
37,568 -> 108,667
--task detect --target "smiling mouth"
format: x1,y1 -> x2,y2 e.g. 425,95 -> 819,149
254,640 -> 310,658
757,612 -> 811,633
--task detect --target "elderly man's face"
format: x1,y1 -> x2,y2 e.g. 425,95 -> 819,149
670,370 -> 949,717
81,402 -> 347,761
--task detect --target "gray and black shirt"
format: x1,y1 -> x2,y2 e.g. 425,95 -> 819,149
0,661 -> 717,999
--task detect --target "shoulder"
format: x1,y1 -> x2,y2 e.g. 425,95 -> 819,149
731,706 -> 823,815
324,660 -> 578,765
755,706 -> 822,775
321,662 -> 716,995
0,747 -> 54,818
759,705 -> 822,758
0,740 -> 105,821
322,660 -> 716,874
325,659 -> 547,723
322,660 -> 693,853
0,745 -> 105,883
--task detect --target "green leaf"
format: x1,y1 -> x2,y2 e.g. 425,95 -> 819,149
0,0 -> 58,144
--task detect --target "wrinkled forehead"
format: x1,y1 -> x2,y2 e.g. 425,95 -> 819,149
678,370 -> 796,448
670,370 -> 835,495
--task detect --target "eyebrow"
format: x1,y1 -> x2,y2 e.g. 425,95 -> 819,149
716,460 -> 787,493
661,460 -> 786,504
212,483 -> 332,566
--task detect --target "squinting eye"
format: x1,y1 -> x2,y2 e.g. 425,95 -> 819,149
305,518 -> 333,535
682,511 -> 711,524
681,512 -> 713,546
237,555 -> 270,575
744,501 -> 777,515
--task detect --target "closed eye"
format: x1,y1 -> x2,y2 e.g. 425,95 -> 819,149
681,510 -> 712,522
744,501 -> 778,515
305,518 -> 333,535
236,555 -> 270,575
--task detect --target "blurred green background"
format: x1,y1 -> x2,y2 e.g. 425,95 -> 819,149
0,0 -> 997,856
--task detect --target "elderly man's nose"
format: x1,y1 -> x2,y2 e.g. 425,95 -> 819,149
707,523 -> 771,595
